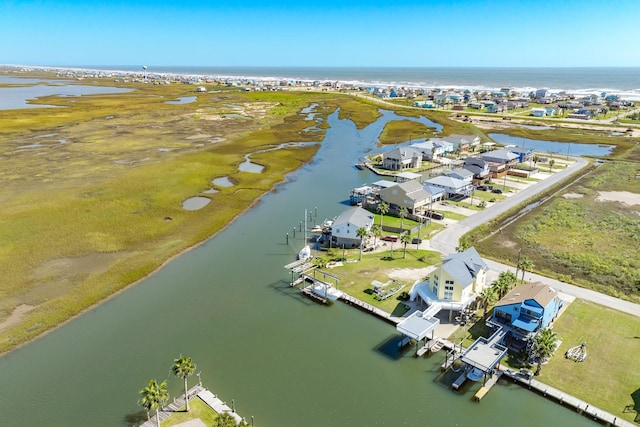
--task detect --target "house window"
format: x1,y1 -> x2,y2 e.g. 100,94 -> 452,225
444,284 -> 454,291
444,291 -> 453,301
432,284 -> 438,294
445,280 -> 454,285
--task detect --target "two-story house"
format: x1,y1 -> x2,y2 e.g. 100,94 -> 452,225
409,247 -> 489,316
491,282 -> 563,349
330,206 -> 375,248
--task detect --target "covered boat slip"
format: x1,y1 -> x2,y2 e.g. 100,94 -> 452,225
396,303 -> 442,341
459,328 -> 508,376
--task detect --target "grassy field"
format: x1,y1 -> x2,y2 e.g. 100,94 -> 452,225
320,248 -> 442,314
473,160 -> 640,303
540,299 -> 640,423
377,119 -> 436,145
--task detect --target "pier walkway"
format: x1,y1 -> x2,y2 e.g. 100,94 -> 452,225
501,369 -> 636,427
139,384 -> 244,427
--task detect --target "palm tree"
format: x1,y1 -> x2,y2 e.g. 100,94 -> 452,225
214,412 -> 239,427
492,271 -> 517,298
531,327 -> 559,376
139,379 -> 169,427
370,224 -> 381,248
549,159 -> 555,172
377,202 -> 389,228
477,286 -> 497,318
398,206 -> 408,231
456,237 -> 470,253
518,256 -> 534,284
356,226 -> 368,261
400,232 -> 411,259
172,355 -> 196,412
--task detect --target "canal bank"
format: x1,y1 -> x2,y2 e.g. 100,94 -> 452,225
0,109 -> 599,426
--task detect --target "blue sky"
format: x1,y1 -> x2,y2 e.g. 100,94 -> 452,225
2,0 -> 639,67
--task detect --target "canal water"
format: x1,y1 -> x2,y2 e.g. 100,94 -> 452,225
0,109 -> 594,426
489,133 -> 615,157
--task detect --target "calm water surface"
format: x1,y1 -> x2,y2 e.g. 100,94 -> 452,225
0,76 -> 132,110
0,109 -> 595,426
489,133 -> 615,157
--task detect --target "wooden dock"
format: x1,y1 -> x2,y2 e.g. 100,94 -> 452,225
502,369 -> 636,426
474,371 -> 503,401
300,285 -> 328,304
416,338 -> 444,357
338,293 -> 398,325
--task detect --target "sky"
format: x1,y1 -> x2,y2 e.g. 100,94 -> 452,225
2,0 -> 640,67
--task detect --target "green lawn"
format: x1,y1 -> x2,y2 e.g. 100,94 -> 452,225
540,299 -> 640,423
325,249 -> 441,314
161,397 -> 218,427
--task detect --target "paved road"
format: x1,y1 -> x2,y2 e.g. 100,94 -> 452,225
428,157 -> 640,318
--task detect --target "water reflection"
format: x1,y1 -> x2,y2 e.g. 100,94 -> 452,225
489,133 -> 614,156
0,77 -> 132,110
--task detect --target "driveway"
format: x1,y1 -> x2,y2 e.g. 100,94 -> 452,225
429,157 -> 640,318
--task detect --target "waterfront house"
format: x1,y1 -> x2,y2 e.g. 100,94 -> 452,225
479,149 -> 519,167
409,247 -> 489,314
442,134 -> 481,152
463,158 -> 492,181
382,147 -> 423,170
424,175 -> 473,198
330,207 -> 375,248
445,168 -> 475,184
379,180 -> 434,215
491,282 -> 563,348
509,147 -> 534,163
411,140 -> 445,160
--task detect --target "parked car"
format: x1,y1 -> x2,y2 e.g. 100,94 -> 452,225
381,235 -> 398,242
477,185 -> 488,191
492,188 -> 503,194
411,238 -> 422,245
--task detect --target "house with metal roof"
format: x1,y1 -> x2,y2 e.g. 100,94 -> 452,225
381,147 -> 423,170
330,206 -> 375,248
442,134 -> 481,152
445,168 -> 475,183
424,175 -> 473,198
479,149 -> 520,165
491,282 -> 563,348
408,247 -> 489,315
379,180 -> 434,214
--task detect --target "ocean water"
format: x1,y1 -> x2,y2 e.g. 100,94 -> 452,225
70,65 -> 640,99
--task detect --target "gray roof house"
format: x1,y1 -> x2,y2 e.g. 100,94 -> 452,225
464,157 -> 492,180
331,206 -> 375,248
409,247 -> 490,311
442,134 -> 481,152
382,147 -> 423,170
479,149 -> 520,166
445,168 -> 475,183
424,175 -> 473,198
379,180 -> 433,214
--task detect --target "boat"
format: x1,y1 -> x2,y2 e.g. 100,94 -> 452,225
298,245 -> 311,261
310,280 -> 343,301
466,367 -> 484,382
310,225 -> 323,233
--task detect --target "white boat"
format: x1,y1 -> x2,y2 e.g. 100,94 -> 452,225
298,245 -> 311,261
310,281 -> 343,301
310,225 -> 323,233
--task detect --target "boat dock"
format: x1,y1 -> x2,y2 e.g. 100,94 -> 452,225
339,293 -> 399,325
473,371 -> 503,401
501,369 -> 635,426
416,338 -> 445,357
140,384 -> 245,427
